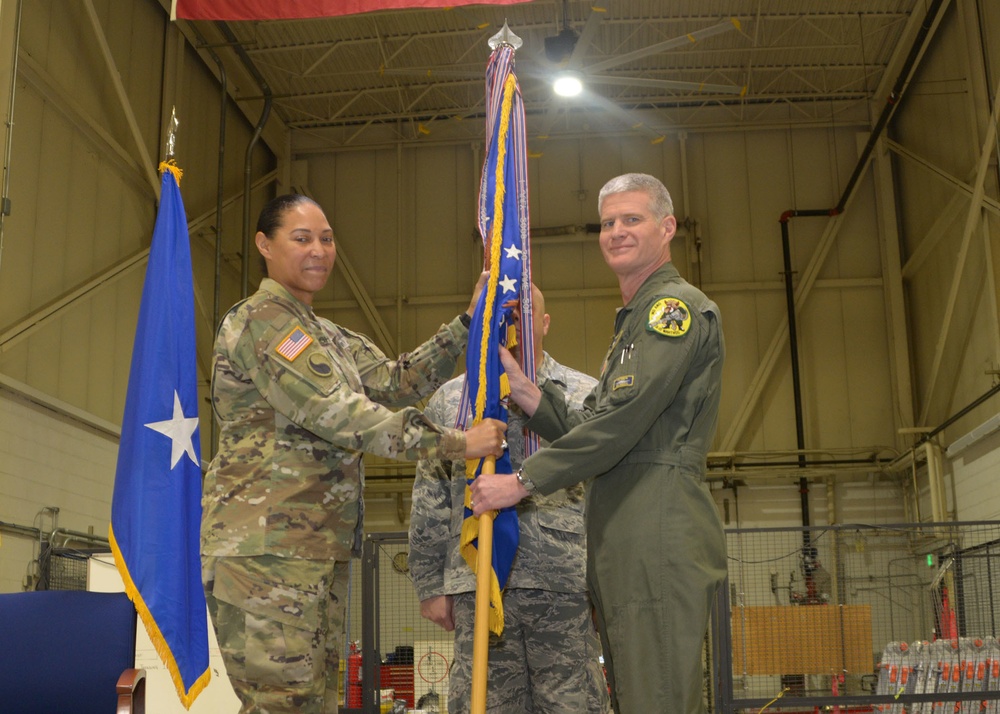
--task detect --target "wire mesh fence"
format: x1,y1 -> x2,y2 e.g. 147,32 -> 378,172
713,521 -> 1000,712
36,546 -> 107,591
351,532 -> 452,713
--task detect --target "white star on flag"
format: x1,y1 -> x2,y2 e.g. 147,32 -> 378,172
504,243 -> 522,261
499,274 -> 517,294
145,390 -> 199,468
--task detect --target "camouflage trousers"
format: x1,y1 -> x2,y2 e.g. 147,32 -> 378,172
449,588 -> 611,714
202,555 -> 350,714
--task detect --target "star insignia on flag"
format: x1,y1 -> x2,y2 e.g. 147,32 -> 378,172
504,243 -> 523,261
145,390 -> 200,468
499,274 -> 517,293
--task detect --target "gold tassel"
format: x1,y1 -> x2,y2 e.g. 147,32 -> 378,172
158,160 -> 183,184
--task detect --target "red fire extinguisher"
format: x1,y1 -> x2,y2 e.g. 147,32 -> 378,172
347,641 -> 362,708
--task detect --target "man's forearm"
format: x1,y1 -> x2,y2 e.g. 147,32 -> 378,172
507,368 -> 542,416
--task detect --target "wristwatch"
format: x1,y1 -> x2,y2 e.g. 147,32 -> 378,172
515,468 -> 536,493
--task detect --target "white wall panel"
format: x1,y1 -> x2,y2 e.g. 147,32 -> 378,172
949,426 -> 1000,522
0,381 -> 118,593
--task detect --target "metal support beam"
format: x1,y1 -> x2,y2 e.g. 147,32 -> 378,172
886,139 -> 1000,219
81,0 -> 159,196
0,171 -> 278,355
17,52 -> 153,201
872,137 -> 916,438
898,189 -> 967,280
918,75 -> 1000,425
0,248 -> 149,352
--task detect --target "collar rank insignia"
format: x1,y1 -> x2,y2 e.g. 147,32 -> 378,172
275,326 -> 313,361
647,297 -> 691,337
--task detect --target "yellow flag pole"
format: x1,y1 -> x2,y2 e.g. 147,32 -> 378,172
470,455 -> 495,713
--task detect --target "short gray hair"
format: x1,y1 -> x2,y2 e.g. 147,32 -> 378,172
598,173 -> 674,220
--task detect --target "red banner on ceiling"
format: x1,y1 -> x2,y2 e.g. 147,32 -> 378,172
172,0 -> 531,21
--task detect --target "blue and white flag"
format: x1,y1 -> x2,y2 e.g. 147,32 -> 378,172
459,41 -> 535,636
110,162 -> 210,708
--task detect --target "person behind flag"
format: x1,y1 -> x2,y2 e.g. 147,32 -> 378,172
201,193 -> 506,714
470,174 -> 727,714
408,284 -> 610,714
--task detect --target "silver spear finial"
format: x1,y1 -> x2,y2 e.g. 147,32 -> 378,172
489,20 -> 522,50
165,107 -> 179,160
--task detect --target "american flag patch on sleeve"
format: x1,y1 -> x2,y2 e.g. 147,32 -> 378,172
275,327 -> 313,362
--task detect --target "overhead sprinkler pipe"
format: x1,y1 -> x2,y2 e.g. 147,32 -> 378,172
776,0 -> 948,541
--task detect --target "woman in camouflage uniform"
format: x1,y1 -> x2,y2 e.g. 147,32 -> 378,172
202,194 -> 505,713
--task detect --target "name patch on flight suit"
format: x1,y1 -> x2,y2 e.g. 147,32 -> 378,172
274,326 -> 313,361
612,375 -> 635,391
647,297 -> 691,337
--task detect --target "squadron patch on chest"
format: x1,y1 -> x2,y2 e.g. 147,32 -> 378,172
275,326 -> 313,362
647,297 -> 691,337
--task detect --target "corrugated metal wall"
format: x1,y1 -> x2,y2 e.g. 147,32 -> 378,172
0,0 -> 997,582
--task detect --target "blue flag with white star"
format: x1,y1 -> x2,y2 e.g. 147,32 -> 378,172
458,41 -> 535,636
110,162 -> 210,708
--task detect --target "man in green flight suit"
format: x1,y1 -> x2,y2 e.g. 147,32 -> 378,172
470,173 -> 727,714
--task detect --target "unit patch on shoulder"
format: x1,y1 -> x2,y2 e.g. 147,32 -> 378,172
306,352 -> 334,377
647,297 -> 691,337
275,326 -> 313,362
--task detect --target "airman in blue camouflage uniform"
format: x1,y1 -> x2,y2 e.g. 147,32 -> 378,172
202,194 -> 505,714
472,175 -> 727,714
409,285 -> 611,713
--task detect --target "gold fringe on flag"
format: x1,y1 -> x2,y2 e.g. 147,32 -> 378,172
460,71 -> 519,637
109,526 -> 210,709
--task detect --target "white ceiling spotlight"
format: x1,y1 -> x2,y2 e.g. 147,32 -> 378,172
553,71 -> 583,97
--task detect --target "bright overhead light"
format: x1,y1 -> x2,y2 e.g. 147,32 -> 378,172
553,72 -> 583,97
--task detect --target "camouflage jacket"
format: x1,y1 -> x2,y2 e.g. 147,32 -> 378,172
202,278 -> 468,561
408,354 -> 597,598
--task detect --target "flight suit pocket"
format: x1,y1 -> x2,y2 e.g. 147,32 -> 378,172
605,342 -> 640,405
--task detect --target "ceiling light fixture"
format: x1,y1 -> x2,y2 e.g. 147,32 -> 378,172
553,71 -> 583,97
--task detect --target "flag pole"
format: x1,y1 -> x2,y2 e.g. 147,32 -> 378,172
469,23 -> 525,713
470,457 -> 495,712
109,105 -> 211,708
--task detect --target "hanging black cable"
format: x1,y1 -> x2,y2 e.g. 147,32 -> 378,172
214,21 -> 272,299
187,23 -> 228,457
